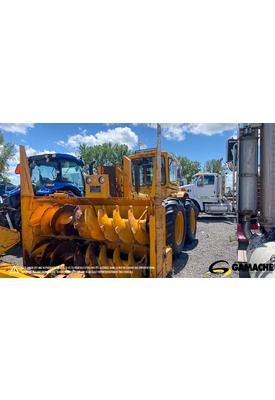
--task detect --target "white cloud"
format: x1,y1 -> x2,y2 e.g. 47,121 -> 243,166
186,123 -> 237,136
0,123 -> 34,135
147,124 -> 186,141
62,126 -> 139,149
146,123 -> 237,140
161,124 -> 186,141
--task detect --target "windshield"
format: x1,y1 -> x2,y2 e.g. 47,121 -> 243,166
29,158 -> 84,192
168,158 -> 178,184
30,159 -> 59,188
192,175 -> 199,184
61,160 -> 84,190
132,156 -> 166,186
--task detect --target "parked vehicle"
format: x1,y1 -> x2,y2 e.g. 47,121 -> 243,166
183,172 -> 233,214
1,152 -> 85,230
0,183 -> 16,197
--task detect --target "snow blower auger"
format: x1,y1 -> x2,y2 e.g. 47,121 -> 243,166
6,124 -> 197,278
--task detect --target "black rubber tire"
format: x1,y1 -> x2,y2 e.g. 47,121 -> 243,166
185,200 -> 197,243
163,198 -> 186,256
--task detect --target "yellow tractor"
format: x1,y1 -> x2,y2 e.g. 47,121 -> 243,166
0,127 -> 197,278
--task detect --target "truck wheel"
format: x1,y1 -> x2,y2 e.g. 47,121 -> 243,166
185,202 -> 197,243
164,199 -> 186,256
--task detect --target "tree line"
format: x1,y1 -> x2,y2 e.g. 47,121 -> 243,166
77,143 -> 224,183
0,137 -> 225,184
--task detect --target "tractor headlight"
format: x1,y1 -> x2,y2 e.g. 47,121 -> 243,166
99,176 -> 105,184
86,177 -> 92,184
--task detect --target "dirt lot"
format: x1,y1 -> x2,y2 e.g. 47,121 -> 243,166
2,215 -> 238,278
173,215 -> 238,278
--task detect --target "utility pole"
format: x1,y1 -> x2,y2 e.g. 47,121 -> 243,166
137,139 -> 144,150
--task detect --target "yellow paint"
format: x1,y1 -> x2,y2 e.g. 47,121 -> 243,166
175,211 -> 184,246
85,174 -> 110,198
190,207 -> 196,235
0,227 -> 20,254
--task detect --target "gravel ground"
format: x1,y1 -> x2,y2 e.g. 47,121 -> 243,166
1,244 -> 23,266
173,215 -> 238,278
1,215 -> 238,278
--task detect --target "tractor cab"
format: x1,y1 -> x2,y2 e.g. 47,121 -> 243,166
13,153 -> 85,197
129,148 -> 183,198
3,153 -> 85,230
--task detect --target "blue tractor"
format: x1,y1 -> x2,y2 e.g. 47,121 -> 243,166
2,153 -> 86,230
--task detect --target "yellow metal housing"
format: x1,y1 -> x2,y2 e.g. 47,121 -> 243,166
0,227 -> 21,255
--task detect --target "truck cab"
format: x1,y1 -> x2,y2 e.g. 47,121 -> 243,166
184,172 -> 231,214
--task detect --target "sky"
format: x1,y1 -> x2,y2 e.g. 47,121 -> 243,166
0,123 -> 237,185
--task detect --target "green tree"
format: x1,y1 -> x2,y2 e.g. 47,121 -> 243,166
204,158 -> 224,174
0,133 -> 15,183
177,156 -> 201,183
78,143 -> 131,171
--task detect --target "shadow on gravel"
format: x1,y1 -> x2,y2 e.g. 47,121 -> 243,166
170,252 -> 189,276
183,239 -> 198,251
198,216 -> 236,225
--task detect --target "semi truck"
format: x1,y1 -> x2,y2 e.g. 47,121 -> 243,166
183,172 -> 234,215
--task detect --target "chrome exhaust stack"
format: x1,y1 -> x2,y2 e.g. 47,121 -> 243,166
238,125 -> 259,239
260,124 -> 275,231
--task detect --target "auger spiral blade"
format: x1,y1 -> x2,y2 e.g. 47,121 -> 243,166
113,205 -> 135,244
50,205 -> 77,236
84,206 -> 105,240
128,206 -> 149,245
40,205 -> 60,235
98,206 -> 119,242
49,240 -> 78,266
74,243 -> 88,267
40,239 -> 62,266
85,242 -> 100,277
30,204 -> 52,227
73,206 -> 91,238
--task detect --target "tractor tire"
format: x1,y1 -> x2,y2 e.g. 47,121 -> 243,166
185,200 -> 197,243
163,198 -> 186,256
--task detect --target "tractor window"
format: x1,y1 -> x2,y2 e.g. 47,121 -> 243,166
169,158 -> 178,184
203,175 -> 215,185
132,156 -> 166,186
30,160 -> 59,187
61,160 -> 85,190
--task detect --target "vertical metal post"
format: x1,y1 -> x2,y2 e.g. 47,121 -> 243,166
155,124 -> 164,276
20,145 -> 34,265
156,124 -> 162,203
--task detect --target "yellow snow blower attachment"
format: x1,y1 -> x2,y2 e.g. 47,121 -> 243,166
0,226 -> 20,255
1,125 -> 197,278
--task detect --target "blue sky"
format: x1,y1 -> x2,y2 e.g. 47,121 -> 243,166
0,123 -> 237,184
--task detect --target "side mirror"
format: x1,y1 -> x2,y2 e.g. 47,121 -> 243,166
15,164 -> 20,174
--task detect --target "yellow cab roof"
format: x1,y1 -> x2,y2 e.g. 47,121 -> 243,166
129,148 -> 176,161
